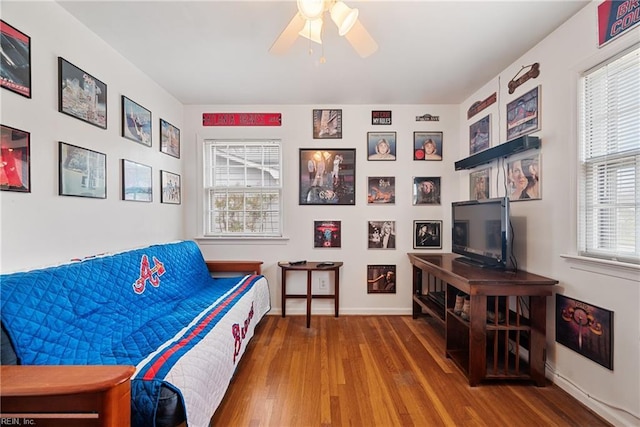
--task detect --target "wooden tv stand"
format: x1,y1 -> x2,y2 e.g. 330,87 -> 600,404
407,253 -> 558,386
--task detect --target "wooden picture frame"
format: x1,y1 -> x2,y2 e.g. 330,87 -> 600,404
313,109 -> 342,139
122,96 -> 152,146
160,118 -> 180,158
469,114 -> 491,154
1,124 -> 30,192
367,132 -> 396,160
367,264 -> 396,294
413,131 -> 443,160
299,148 -> 355,205
314,220 -> 341,248
122,159 -> 152,202
506,85 -> 541,141
470,168 -> 490,200
368,221 -> 396,249
367,176 -> 395,204
58,142 -> 106,199
160,170 -> 181,204
58,57 -> 107,129
414,220 -> 442,249
412,176 -> 441,205
0,20 -> 31,98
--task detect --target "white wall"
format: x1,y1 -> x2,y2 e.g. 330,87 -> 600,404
183,104 -> 459,316
0,2 -> 184,272
457,3 -> 639,426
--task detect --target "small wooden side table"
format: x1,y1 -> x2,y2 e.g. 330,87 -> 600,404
0,365 -> 135,426
278,261 -> 343,328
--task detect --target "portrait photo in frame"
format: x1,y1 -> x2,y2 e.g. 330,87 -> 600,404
367,264 -> 396,294
313,109 -> 342,139
506,85 -> 541,141
160,170 -> 181,204
367,131 -> 396,160
368,220 -> 396,249
299,148 -> 355,205
122,159 -> 152,202
314,220 -> 342,248
1,124 -> 30,192
1,20 -> 31,98
367,176 -> 395,204
414,220 -> 442,249
122,96 -> 152,147
470,168 -> 490,200
58,57 -> 107,129
58,142 -> 106,199
160,119 -> 180,158
413,131 -> 443,160
507,152 -> 541,201
469,114 -> 491,154
412,176 -> 441,205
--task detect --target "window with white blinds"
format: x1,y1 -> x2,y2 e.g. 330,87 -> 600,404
203,140 -> 282,237
578,46 -> 639,264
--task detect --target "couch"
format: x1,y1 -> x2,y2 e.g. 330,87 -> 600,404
0,240 -> 271,427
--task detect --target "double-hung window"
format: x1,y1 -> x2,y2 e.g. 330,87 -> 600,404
203,140 -> 282,237
578,46 -> 639,264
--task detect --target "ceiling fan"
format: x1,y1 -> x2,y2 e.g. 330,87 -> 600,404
269,0 -> 378,58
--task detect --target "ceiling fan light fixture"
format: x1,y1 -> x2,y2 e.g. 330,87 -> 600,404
297,0 -> 326,20
298,18 -> 323,44
330,1 -> 359,36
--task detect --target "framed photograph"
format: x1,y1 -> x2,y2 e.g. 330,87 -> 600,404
58,57 -> 107,129
314,220 -> 341,248
160,119 -> 180,158
470,168 -> 490,200
160,170 -> 181,204
452,220 -> 469,247
412,176 -> 441,205
299,148 -> 355,205
367,264 -> 396,294
507,152 -> 541,201
1,124 -> 30,192
122,159 -> 152,202
58,142 -> 106,199
368,221 -> 396,249
414,220 -> 442,249
556,294 -> 613,370
313,109 -> 342,139
469,114 -> 491,154
367,132 -> 396,160
367,176 -> 395,204
122,96 -> 152,146
413,131 -> 443,160
1,20 -> 31,98
506,85 -> 541,141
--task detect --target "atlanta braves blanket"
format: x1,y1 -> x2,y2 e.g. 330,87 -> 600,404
0,241 -> 271,427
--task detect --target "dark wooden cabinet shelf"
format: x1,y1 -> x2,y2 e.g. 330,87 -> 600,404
408,253 -> 557,386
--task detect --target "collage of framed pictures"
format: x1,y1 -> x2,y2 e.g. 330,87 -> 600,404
160,170 -> 181,205
313,109 -> 342,139
58,57 -> 107,129
0,124 -> 30,192
122,159 -> 152,202
1,20 -> 31,98
299,148 -> 355,205
122,96 -> 152,147
58,141 -> 106,199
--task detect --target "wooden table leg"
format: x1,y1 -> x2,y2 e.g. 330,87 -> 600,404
468,294 -> 487,386
334,268 -> 339,317
529,295 -> 547,386
281,268 -> 287,318
306,270 -> 312,328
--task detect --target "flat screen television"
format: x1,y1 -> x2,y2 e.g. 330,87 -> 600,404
451,197 -> 513,270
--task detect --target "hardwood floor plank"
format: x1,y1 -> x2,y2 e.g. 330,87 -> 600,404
211,315 -> 611,427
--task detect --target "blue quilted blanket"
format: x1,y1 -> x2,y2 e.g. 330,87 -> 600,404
0,240 -> 271,427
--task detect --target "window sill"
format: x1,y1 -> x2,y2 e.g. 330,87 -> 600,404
195,236 -> 290,245
560,254 -> 640,282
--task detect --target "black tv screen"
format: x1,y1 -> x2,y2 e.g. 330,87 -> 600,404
451,197 -> 511,269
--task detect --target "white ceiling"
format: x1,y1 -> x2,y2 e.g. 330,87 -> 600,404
57,0 -> 590,105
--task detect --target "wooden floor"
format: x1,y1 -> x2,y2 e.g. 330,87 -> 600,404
211,315 -> 610,427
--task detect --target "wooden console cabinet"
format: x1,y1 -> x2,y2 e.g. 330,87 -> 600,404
408,253 -> 558,386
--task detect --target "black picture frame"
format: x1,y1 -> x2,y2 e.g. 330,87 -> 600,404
122,159 -> 152,202
0,20 -> 31,98
1,124 -> 30,192
367,264 -> 396,294
122,96 -> 152,146
413,220 -> 442,249
299,148 -> 355,205
160,170 -> 181,204
160,118 -> 180,158
313,109 -> 342,139
556,294 -> 613,370
367,132 -> 397,161
58,142 -> 106,199
314,220 -> 341,248
58,57 -> 107,129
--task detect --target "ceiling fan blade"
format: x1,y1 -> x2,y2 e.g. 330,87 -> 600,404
269,13 -> 306,55
344,19 -> 378,58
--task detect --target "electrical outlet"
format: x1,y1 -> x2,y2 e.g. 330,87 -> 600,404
319,278 -> 328,290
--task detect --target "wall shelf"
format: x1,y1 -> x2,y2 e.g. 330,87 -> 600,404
455,135 -> 540,170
